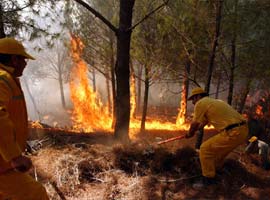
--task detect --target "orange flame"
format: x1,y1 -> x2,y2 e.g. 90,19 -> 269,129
30,121 -> 43,129
68,36 -> 212,138
255,105 -> 263,117
130,74 -> 136,120
69,36 -> 112,132
176,84 -> 187,125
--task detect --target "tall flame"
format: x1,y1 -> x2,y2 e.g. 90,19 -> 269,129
176,84 -> 187,125
69,36 -> 112,132
68,36 -> 210,137
130,73 -> 136,120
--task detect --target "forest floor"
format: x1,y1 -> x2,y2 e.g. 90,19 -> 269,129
28,127 -> 270,200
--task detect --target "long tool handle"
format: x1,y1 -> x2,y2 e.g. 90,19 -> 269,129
157,134 -> 186,145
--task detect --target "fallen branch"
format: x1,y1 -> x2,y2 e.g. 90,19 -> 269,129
157,135 -> 186,145
159,174 -> 200,183
33,168 -> 67,200
91,177 -> 107,183
51,181 -> 67,200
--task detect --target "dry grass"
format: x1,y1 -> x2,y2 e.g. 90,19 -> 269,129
30,130 -> 270,200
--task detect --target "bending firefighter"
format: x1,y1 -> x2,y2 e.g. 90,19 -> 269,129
0,38 -> 49,200
185,87 -> 248,187
245,136 -> 270,170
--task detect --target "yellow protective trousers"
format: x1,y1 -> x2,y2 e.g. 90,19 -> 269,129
199,124 -> 248,178
0,171 -> 49,200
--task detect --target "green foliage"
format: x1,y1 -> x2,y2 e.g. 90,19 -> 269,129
1,0 -> 65,45
65,0 -> 118,76
65,0 -> 270,105
223,1 -> 270,89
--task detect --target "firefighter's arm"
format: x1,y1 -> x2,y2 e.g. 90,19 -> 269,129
245,142 -> 255,154
0,80 -> 21,163
186,121 -> 200,138
186,120 -> 207,138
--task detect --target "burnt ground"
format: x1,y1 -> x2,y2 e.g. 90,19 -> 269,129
28,128 -> 270,200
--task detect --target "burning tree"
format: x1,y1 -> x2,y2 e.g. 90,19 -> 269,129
69,36 -> 112,132
70,0 -> 169,142
244,91 -> 270,143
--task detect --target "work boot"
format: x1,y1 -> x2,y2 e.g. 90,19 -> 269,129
216,167 -> 231,176
192,176 -> 217,189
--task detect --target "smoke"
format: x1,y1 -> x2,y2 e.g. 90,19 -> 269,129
22,77 -> 72,127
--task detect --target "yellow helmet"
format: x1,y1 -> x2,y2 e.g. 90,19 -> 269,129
188,87 -> 207,100
248,136 -> 258,143
0,37 -> 35,60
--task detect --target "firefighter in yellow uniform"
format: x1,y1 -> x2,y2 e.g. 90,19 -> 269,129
185,87 -> 248,187
0,38 -> 49,200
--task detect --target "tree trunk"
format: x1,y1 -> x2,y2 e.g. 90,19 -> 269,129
227,0 -> 238,105
58,72 -> 66,109
136,64 -> 143,114
184,59 -> 191,118
237,79 -> 252,114
111,57 -> 116,129
176,59 -> 190,125
140,66 -> 149,132
21,77 -> 41,120
205,0 -> 223,94
105,74 -> 112,115
109,32 -> 116,128
0,3 -> 6,38
130,61 -> 136,119
215,71 -> 221,99
227,38 -> 236,105
92,68 -> 96,92
114,0 -> 135,142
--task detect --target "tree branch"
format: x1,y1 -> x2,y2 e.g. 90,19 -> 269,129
4,1 -> 34,13
129,0 -> 170,31
72,0 -> 118,34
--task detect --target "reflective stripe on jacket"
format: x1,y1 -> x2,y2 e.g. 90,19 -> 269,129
0,64 -> 28,172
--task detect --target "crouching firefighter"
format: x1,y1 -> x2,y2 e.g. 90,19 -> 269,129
245,136 -> 270,170
0,38 -> 49,200
185,87 -> 248,188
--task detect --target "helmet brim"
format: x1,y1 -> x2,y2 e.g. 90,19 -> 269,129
22,52 -> 35,60
187,92 -> 207,101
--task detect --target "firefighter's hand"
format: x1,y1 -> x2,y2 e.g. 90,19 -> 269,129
185,132 -> 195,138
11,155 -> 32,172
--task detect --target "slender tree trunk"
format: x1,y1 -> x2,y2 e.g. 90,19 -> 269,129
21,77 -> 41,120
176,59 -> 190,125
140,66 -> 149,132
130,61 -> 136,119
237,79 -> 252,114
205,0 -> 223,94
184,59 -> 191,118
58,72 -> 66,109
111,60 -> 116,129
105,74 -> 112,115
227,0 -> 238,105
109,33 -> 116,129
215,71 -> 221,99
136,64 -> 143,114
114,0 -> 135,142
227,38 -> 236,105
0,4 -> 5,38
92,68 -> 96,92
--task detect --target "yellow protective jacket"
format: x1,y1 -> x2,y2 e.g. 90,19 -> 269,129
0,63 -> 28,172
